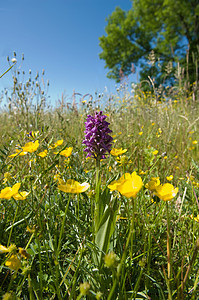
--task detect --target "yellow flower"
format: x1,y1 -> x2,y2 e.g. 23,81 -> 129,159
154,183 -> 178,201
192,140 -> 198,145
166,175 -> 173,181
58,147 -> 73,158
116,155 -> 128,166
5,254 -> 21,271
145,177 -> 160,192
18,247 -> 31,259
53,173 -> 61,181
152,150 -> 158,155
110,148 -> 127,156
2,172 -> 12,184
38,150 -> 48,157
26,225 -> 36,233
139,131 -> 143,136
13,191 -> 30,201
0,183 -> 21,200
0,245 -> 11,253
139,170 -> 146,175
58,179 -> 90,193
9,149 -> 27,157
108,172 -> 143,198
22,140 -> 39,153
49,139 -> 63,149
0,244 -> 17,253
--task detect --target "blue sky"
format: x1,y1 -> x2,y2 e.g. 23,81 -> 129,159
0,0 -> 134,105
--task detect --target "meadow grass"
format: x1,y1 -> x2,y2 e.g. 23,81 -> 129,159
0,67 -> 199,299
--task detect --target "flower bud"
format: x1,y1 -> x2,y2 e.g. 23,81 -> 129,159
80,282 -> 90,295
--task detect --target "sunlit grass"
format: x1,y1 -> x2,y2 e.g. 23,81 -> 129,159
0,70 -> 199,299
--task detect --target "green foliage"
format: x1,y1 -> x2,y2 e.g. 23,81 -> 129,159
99,0 -> 199,85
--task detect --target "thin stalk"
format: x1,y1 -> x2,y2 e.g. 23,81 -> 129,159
57,194 -> 71,256
166,201 -> 173,299
7,206 -> 18,247
36,236 -> 43,299
94,158 -> 101,234
0,62 -> 16,79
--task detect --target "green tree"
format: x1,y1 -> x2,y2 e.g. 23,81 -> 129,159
99,0 -> 199,85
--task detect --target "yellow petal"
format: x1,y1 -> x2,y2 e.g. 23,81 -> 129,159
13,191 -> 30,200
58,179 -> 90,193
5,254 -> 21,271
0,245 -> 9,253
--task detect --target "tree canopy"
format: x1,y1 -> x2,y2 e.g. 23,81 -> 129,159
99,0 -> 199,85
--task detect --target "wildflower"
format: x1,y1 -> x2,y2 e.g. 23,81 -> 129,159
194,215 -> 199,223
5,254 -> 21,271
116,155 -> 128,166
139,131 -> 143,136
13,191 -> 30,201
53,173 -> 61,181
154,183 -> 178,201
192,140 -> 198,145
166,175 -> 173,181
139,170 -> 146,175
0,245 -> 12,253
79,282 -> 90,295
22,140 -> 39,153
2,172 -> 12,184
0,183 -> 21,200
58,179 -> 90,193
104,251 -> 119,268
9,149 -> 27,157
0,244 -> 17,254
83,111 -> 113,160
108,172 -> 143,198
58,147 -> 73,157
26,225 -> 36,233
38,150 -> 48,157
18,247 -> 31,259
27,130 -> 39,138
145,177 -> 160,192
152,150 -> 158,155
49,139 -> 63,149
110,148 -> 127,156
